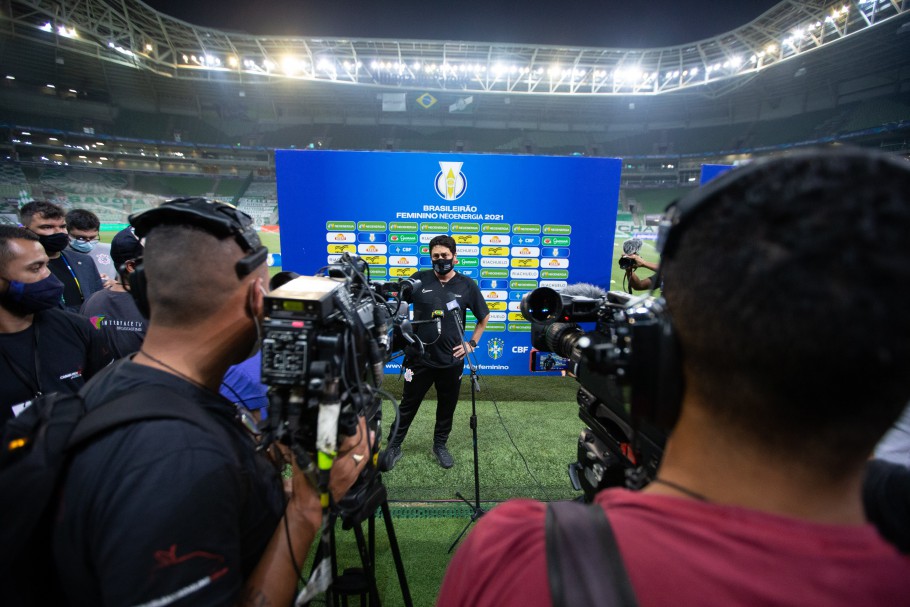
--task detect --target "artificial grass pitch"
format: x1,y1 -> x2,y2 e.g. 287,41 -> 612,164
306,373 -> 587,606
379,373 -> 583,502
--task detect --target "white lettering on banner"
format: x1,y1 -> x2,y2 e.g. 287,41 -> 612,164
487,312 -> 507,322
539,280 -> 568,289
510,269 -> 539,279
456,245 -> 479,256
512,346 -> 530,353
389,256 -> 419,266
510,246 -> 540,257
508,302 -> 522,311
481,258 -> 509,267
481,235 -> 511,245
326,233 -> 356,243
420,233 -> 445,244
357,244 -> 388,255
542,258 -> 570,269
482,290 -> 506,300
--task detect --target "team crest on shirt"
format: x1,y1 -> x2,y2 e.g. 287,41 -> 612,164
404,368 -> 414,382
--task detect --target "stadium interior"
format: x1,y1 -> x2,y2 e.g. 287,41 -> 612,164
1,0 -> 908,227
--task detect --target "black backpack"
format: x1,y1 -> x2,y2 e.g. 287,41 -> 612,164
0,380 -> 234,606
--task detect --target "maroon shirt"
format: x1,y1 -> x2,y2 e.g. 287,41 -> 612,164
439,488 -> 910,606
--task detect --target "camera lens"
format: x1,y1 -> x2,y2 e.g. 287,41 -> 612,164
618,257 -> 634,270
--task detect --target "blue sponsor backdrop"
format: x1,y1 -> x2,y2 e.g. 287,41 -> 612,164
275,150 -> 622,375
700,164 -> 734,184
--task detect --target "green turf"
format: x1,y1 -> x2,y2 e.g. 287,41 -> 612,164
379,376 -> 582,502
296,374 -> 586,606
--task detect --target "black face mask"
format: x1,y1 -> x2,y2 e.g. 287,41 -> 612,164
38,232 -> 69,254
433,258 -> 454,275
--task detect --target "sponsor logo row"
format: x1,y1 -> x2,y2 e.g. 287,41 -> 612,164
328,244 -> 570,258
327,232 -> 571,246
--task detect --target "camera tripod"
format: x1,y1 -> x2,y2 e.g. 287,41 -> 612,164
447,303 -> 485,553
309,475 -> 413,607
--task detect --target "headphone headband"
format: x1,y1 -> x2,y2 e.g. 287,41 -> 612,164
129,197 -> 267,279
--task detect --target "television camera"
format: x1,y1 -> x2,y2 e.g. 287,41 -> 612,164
259,253 -> 420,512
520,284 -> 682,501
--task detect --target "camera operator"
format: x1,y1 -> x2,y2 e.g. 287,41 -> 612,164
52,199 -> 370,606
621,253 -> 659,291
438,149 -> 910,605
385,234 -> 489,470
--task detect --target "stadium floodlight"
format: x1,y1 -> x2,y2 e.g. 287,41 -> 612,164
38,22 -> 52,32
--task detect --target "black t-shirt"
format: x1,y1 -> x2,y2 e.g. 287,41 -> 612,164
405,269 -> 489,368
53,360 -> 285,606
80,289 -> 147,359
0,308 -> 113,423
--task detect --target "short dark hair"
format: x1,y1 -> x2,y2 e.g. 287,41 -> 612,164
65,209 -> 101,232
0,225 -> 39,274
19,200 -> 64,227
662,148 -> 910,475
428,235 -> 457,256
143,224 -> 246,326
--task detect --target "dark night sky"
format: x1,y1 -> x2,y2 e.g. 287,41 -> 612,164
143,0 -> 783,48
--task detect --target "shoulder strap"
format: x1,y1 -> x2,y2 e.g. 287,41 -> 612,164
67,386 -> 235,450
545,500 -> 639,607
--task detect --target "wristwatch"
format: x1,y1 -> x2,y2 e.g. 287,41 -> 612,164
468,339 -> 477,348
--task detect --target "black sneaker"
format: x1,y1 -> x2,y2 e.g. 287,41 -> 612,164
384,445 -> 403,471
433,444 -> 454,469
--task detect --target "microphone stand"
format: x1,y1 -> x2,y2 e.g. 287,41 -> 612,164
446,299 -> 484,553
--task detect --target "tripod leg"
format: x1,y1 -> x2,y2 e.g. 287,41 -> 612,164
351,523 -> 381,606
380,500 -> 414,607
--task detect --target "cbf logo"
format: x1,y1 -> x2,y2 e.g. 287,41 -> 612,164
487,338 -> 505,360
435,161 -> 467,201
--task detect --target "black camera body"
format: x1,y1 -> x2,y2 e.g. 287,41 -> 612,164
521,286 -> 682,500
260,254 -> 417,510
617,256 -> 636,270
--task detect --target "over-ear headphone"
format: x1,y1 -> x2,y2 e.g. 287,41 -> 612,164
127,197 -> 269,317
610,157 -> 772,443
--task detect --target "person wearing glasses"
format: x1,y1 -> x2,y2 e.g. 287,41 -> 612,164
19,201 -> 104,312
65,208 -> 117,288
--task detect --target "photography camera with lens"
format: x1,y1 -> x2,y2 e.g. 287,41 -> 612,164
260,253 -> 419,514
617,237 -> 643,270
520,283 -> 682,500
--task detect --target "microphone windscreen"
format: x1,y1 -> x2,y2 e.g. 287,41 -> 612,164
562,282 -> 608,299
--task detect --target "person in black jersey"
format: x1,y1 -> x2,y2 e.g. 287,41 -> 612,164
386,234 -> 489,469
0,226 -> 112,425
79,226 -> 147,359
20,201 -> 104,312
53,199 -> 370,606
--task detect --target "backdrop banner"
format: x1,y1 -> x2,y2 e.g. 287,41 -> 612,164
275,150 -> 622,375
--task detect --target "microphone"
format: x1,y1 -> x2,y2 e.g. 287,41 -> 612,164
622,238 -> 643,256
561,282 -> 608,299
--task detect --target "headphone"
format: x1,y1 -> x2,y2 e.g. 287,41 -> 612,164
127,197 -> 269,317
610,155 -> 775,438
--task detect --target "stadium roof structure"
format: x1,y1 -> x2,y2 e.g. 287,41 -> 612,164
1,0 -> 909,135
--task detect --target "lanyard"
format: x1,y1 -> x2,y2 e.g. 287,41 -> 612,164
59,253 -> 84,301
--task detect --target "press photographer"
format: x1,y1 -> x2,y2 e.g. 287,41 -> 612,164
46,198 -> 371,607
618,238 -> 660,292
438,148 -> 910,606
